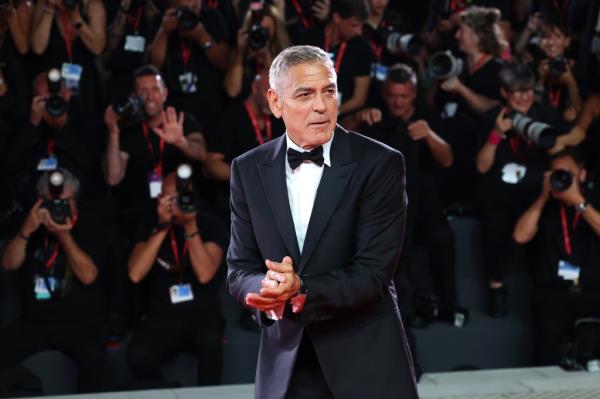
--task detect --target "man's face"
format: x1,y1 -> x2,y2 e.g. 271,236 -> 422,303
541,27 -> 570,59
456,23 -> 479,54
267,62 -> 338,149
177,0 -> 201,14
383,81 -> 416,119
333,14 -> 363,40
368,0 -> 388,16
502,87 -> 534,114
135,75 -> 167,118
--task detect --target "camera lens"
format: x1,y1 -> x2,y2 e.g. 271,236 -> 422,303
177,7 -> 198,31
428,51 -> 463,80
550,169 -> 573,192
248,24 -> 269,50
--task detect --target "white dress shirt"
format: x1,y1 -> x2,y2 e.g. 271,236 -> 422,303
285,132 -> 334,253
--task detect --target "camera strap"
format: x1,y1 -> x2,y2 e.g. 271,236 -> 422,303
548,82 -> 563,108
244,100 -> 271,145
180,41 -> 191,72
126,6 -> 143,33
469,53 -> 491,75
142,123 -> 165,176
323,31 -> 347,74
47,138 -> 55,157
168,228 -> 189,280
206,0 -> 219,9
561,203 -> 581,257
290,0 -> 311,29
58,11 -> 77,62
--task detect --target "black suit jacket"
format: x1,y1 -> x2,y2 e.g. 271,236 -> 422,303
227,126 -> 419,399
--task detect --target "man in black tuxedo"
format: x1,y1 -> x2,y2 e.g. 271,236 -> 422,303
227,45 -> 418,399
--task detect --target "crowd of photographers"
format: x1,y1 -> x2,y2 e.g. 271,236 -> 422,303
1,0 -> 600,392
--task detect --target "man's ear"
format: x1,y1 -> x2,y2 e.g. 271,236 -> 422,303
579,168 -> 587,183
267,88 -> 283,118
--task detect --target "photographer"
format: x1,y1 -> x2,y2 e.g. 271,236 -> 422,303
513,149 -> 600,365
344,64 -> 460,326
534,21 -> 582,122
475,62 -> 563,317
223,0 -> 290,100
103,65 -> 206,232
126,171 -> 227,387
0,169 -> 107,392
103,0 -> 160,99
148,0 -> 229,135
297,0 -> 375,115
30,0 -> 106,122
3,70 -> 104,223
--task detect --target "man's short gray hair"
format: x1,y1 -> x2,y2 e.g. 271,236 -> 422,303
37,168 -> 80,198
269,45 -> 337,93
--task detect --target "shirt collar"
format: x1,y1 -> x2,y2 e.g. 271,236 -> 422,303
285,131 -> 334,167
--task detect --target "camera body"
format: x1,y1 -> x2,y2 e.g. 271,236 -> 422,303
247,0 -> 269,50
176,6 -> 198,31
508,112 -> 558,149
112,95 -> 146,127
428,51 -> 463,80
175,164 -> 197,214
548,57 -> 567,78
41,171 -> 71,225
45,69 -> 68,118
550,169 -> 573,192
62,0 -> 80,10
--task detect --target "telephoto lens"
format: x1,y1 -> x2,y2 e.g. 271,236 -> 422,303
176,164 -> 197,213
550,169 -> 573,192
428,51 -> 463,80
45,69 -> 68,117
509,112 -> 558,149
386,33 -> 421,56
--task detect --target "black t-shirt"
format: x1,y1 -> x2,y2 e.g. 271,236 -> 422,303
133,211 -> 228,317
116,114 -> 203,211
211,100 -> 285,163
18,210 -> 107,321
477,103 -> 557,191
0,32 -> 30,125
456,57 -> 503,117
298,28 -> 375,108
533,187 -> 600,291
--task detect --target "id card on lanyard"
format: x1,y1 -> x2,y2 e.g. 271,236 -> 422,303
143,123 -> 165,198
167,228 -> 194,304
59,11 -> 83,94
124,7 -> 146,53
179,42 -> 198,93
244,100 -> 272,145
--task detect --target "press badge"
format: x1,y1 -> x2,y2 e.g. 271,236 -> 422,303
124,35 -> 146,53
37,156 -> 58,171
178,72 -> 197,93
443,102 -> 458,118
372,63 -> 388,81
34,275 -> 56,301
501,163 -> 527,184
148,171 -> 162,198
169,283 -> 194,304
61,63 -> 83,94
558,260 -> 581,282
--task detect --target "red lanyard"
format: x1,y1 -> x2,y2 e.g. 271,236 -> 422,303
561,203 -> 580,256
59,11 -> 77,62
470,54 -> 490,75
548,83 -> 562,108
47,138 -> 55,156
244,100 -> 272,145
142,123 -> 165,176
169,228 -> 189,272
290,0 -> 311,29
508,135 -> 530,164
366,24 -> 384,62
181,41 -> 191,71
126,6 -> 143,33
206,0 -> 218,9
43,213 -> 78,270
324,32 -> 347,74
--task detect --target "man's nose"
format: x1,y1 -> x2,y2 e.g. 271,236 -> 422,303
312,93 -> 327,112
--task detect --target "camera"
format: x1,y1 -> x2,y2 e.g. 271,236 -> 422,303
386,32 -> 421,56
428,51 -> 463,80
548,57 -> 567,78
550,169 -> 573,192
175,164 -> 197,213
508,112 -> 558,149
176,6 -> 198,31
41,171 -> 71,225
62,0 -> 80,10
45,69 -> 68,118
247,0 -> 270,50
112,95 -> 146,127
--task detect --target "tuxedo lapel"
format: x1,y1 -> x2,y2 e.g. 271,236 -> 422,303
257,136 -> 302,265
300,127 -> 358,272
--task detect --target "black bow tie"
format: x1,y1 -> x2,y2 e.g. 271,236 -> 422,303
287,146 -> 324,170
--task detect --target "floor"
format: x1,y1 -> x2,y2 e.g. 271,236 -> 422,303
28,366 -> 600,399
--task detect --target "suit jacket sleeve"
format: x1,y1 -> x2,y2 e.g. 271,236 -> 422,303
226,158 -> 274,327
299,151 -> 407,324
